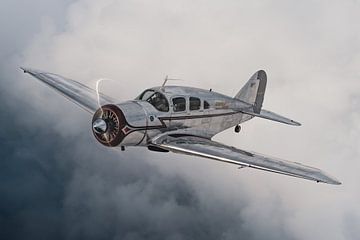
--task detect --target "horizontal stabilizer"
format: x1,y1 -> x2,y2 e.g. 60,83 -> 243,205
240,108 -> 301,126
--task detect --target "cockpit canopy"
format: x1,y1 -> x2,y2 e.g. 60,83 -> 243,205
138,90 -> 169,112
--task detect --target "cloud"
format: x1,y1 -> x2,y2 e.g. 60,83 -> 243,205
0,89 -> 294,240
1,0 -> 360,239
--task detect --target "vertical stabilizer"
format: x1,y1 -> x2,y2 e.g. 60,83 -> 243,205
235,70 -> 267,113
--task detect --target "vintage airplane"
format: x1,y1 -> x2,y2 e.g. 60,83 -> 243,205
21,67 -> 341,185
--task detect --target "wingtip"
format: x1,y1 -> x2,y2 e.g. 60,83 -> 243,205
325,180 -> 342,185
290,120 -> 301,126
321,175 -> 342,185
20,67 -> 40,75
20,67 -> 29,73
330,179 -> 342,185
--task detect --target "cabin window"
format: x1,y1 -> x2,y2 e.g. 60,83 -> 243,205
139,90 -> 169,112
204,100 -> 210,109
172,97 -> 186,112
189,97 -> 201,111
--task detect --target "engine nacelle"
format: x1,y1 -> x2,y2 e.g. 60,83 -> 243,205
92,104 -> 127,147
91,102 -> 150,147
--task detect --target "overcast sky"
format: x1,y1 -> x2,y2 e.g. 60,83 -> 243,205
1,0 -> 359,239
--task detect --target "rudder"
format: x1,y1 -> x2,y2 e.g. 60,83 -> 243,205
235,70 -> 267,113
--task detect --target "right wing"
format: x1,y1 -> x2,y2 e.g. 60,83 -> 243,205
21,67 -> 116,113
151,134 -> 341,185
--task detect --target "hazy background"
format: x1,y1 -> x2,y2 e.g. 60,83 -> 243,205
0,0 -> 359,239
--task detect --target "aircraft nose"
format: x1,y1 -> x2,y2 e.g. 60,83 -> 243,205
92,118 -> 107,134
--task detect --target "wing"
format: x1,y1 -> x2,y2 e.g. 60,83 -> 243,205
151,135 -> 341,185
21,67 -> 116,113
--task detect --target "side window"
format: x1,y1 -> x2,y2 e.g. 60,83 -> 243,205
172,97 -> 186,112
189,97 -> 201,111
204,100 -> 210,109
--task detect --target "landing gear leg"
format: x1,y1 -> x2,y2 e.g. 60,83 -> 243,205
234,124 -> 241,133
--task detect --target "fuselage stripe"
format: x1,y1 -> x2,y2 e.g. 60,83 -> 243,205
125,110 -> 243,136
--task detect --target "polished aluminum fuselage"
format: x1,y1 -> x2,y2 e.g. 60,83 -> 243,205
118,86 -> 252,146
23,68 -> 342,184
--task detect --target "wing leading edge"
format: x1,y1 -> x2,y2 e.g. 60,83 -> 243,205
21,68 -> 116,113
151,135 -> 341,185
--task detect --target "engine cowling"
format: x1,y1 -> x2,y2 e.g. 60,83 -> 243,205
91,104 -> 126,147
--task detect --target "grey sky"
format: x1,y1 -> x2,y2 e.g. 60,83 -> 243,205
1,0 -> 359,239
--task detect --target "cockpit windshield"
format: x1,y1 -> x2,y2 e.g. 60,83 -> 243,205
138,90 -> 169,112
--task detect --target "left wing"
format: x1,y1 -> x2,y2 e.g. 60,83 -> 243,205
21,68 -> 116,113
151,135 -> 341,185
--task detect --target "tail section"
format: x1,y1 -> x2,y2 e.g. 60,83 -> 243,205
235,70 -> 267,113
235,70 -> 301,126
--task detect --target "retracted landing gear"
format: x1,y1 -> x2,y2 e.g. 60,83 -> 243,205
234,124 -> 241,133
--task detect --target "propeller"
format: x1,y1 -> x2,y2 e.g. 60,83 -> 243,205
92,79 -> 125,147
